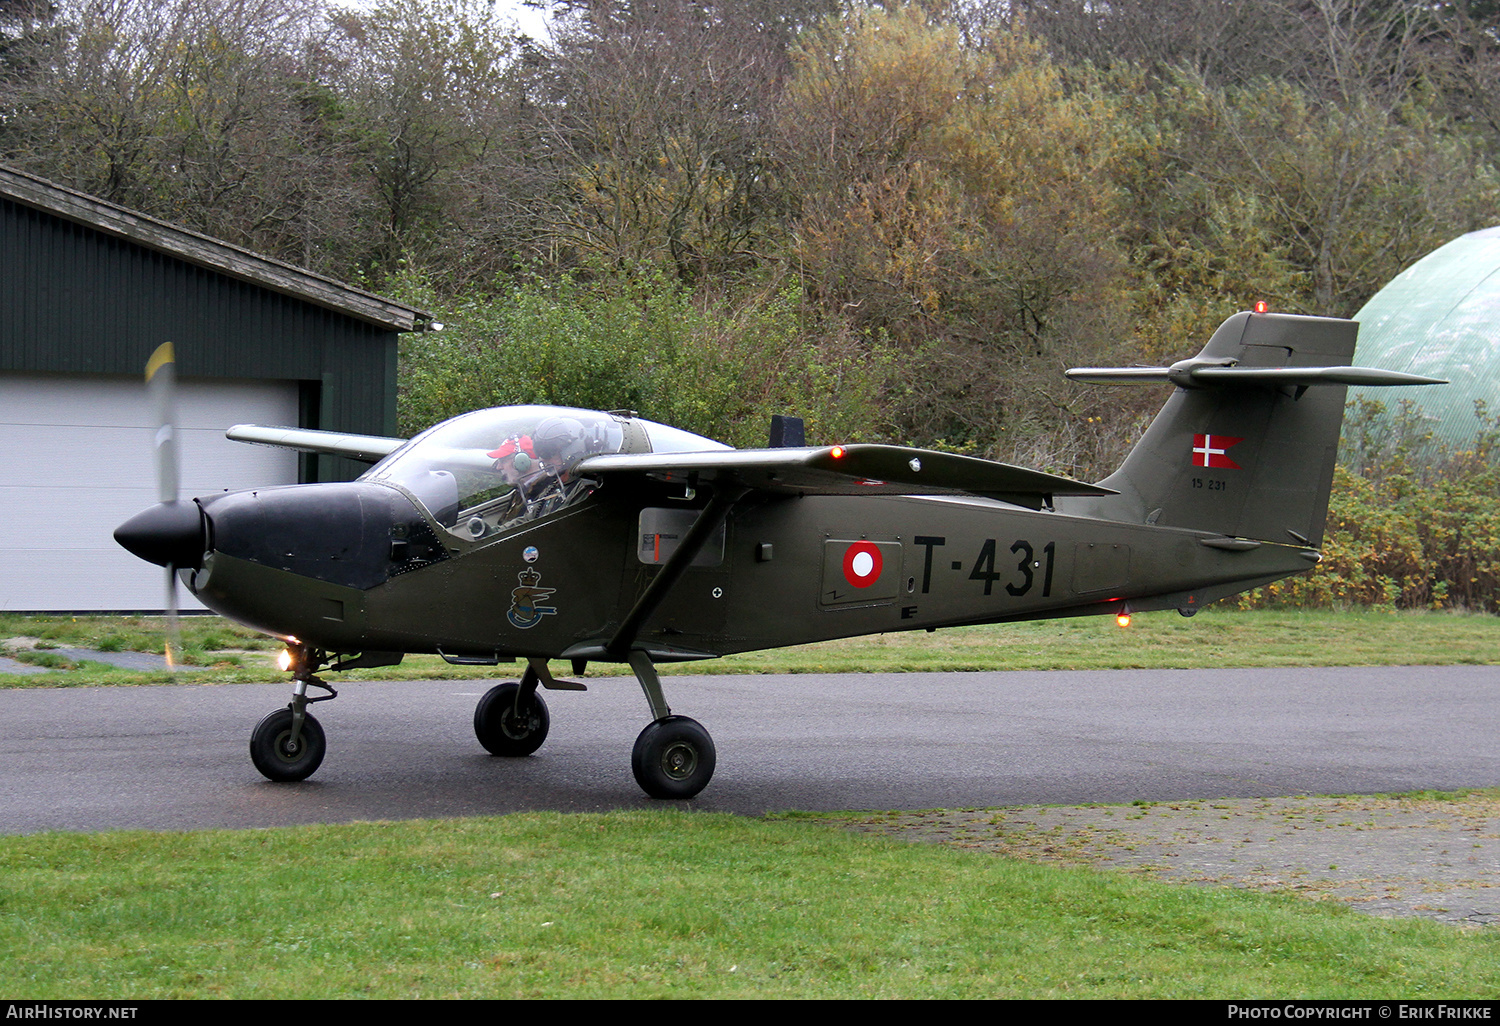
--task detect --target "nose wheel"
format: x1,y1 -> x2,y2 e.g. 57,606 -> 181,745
250,707 -> 326,781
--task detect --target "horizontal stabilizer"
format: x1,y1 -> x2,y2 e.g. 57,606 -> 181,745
1061,310 -> 1447,548
226,424 -> 406,463
1066,362 -> 1446,389
579,444 -> 1114,509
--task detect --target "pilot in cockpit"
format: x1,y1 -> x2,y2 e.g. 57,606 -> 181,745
528,417 -> 591,517
528,414 -> 615,516
486,434 -> 544,522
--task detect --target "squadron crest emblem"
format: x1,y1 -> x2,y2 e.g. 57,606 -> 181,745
507,567 -> 558,629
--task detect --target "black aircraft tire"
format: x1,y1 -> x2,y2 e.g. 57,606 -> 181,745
474,682 -> 550,757
631,716 -> 716,800
249,707 -> 326,782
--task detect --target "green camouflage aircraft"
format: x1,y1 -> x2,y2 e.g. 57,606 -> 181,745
115,311 -> 1441,798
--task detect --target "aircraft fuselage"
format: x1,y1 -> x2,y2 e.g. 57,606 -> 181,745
186,477 -> 1315,665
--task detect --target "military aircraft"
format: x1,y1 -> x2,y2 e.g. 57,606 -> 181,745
115,310 -> 1442,799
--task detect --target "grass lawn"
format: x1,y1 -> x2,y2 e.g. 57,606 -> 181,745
2,811 -> 1496,999
3,606 -> 1498,685
2,608 -> 1496,998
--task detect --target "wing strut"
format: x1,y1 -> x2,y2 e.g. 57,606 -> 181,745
605,485 -> 750,660
601,488 -> 745,802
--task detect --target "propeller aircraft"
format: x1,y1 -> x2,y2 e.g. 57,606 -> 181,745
114,311 -> 1442,799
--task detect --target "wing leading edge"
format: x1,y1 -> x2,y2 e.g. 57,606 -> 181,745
226,424 -> 406,464
579,444 -> 1114,509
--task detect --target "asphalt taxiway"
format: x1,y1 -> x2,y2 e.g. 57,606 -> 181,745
0,665 -> 1495,834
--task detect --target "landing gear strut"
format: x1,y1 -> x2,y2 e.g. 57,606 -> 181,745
250,643 -> 336,782
626,651 -> 715,799
601,488 -> 739,800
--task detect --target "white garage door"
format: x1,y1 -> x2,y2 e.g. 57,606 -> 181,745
1,372 -> 300,611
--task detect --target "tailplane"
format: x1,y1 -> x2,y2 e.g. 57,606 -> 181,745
1060,311 -> 1442,546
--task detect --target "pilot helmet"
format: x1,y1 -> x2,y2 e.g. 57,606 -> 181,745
532,417 -> 588,471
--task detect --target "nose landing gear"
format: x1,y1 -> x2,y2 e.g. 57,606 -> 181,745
249,642 -> 337,783
249,706 -> 327,781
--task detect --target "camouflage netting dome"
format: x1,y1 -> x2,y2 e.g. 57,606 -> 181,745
1352,226 -> 1500,444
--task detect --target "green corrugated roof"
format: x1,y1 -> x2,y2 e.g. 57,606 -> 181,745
0,164 -> 429,332
1352,226 -> 1500,443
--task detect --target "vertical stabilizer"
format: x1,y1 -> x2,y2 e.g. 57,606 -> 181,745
1061,312 -> 1361,546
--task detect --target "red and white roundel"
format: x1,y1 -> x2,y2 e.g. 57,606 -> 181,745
842,541 -> 884,588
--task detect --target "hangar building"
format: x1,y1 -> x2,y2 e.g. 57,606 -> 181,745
0,166 -> 428,612
1352,226 -> 1500,444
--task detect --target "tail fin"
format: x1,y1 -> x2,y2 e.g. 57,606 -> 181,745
1061,312 -> 1443,546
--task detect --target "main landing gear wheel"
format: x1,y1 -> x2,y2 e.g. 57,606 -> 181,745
474,681 -> 550,757
631,716 -> 716,799
249,707 -> 326,782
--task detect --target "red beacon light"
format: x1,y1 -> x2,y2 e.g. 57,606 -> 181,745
829,445 -> 846,459
1253,300 -> 1270,314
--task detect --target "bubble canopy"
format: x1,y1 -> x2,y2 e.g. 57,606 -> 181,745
362,406 -> 730,539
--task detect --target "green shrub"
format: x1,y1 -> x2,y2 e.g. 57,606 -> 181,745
388,268 -> 892,447
1242,400 -> 1500,613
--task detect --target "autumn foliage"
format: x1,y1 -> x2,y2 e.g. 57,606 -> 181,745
4,0 -> 1499,606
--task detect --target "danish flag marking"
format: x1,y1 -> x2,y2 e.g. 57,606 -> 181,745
1192,433 -> 1243,469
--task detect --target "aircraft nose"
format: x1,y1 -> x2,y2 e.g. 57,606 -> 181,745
114,500 -> 207,569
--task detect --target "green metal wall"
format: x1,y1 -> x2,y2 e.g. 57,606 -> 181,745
1,195 -> 399,481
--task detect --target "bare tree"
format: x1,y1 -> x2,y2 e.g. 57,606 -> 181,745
1422,1 -> 1500,156
332,0 -> 520,277
1,0 -> 370,274
995,0 -> 1299,85
522,0 -> 817,280
998,0 -> 1432,100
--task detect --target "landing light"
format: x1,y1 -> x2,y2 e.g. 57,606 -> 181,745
277,648 -> 294,672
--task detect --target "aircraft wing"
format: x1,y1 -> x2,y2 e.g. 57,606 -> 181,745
578,444 -> 1114,508
226,424 -> 406,464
